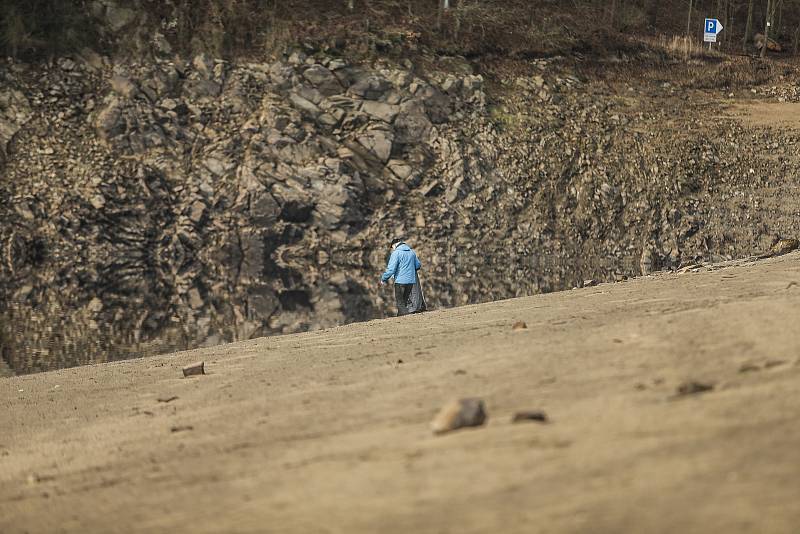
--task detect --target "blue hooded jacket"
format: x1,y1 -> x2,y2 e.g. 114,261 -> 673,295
381,244 -> 421,285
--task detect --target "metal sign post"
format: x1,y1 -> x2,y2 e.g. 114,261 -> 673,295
704,18 -> 724,50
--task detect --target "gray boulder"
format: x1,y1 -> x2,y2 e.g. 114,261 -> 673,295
303,65 -> 343,96
249,190 -> 280,225
357,128 -> 394,163
94,98 -> 125,141
360,101 -> 399,123
289,93 -> 321,117
110,76 -> 137,98
417,85 -> 451,123
349,75 -> 391,100
395,100 -> 432,143
184,79 -> 221,100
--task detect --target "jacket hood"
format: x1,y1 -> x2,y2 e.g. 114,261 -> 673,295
396,244 -> 412,252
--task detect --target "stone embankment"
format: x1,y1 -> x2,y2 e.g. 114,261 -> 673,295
2,49 -> 800,373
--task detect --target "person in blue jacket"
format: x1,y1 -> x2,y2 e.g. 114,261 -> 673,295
380,238 -> 426,316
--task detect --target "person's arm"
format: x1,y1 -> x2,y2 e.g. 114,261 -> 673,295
415,254 -> 421,271
381,251 -> 399,283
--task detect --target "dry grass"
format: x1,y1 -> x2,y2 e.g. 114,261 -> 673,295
650,35 -> 726,62
4,0 -> 800,64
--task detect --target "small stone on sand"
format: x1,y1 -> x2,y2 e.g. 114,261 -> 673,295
739,363 -> 761,373
511,411 -> 548,423
182,362 -> 205,377
675,381 -> 714,397
27,473 -> 54,485
512,321 -> 527,331
431,398 -> 487,435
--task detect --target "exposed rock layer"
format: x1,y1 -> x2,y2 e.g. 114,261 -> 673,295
2,51 -> 799,373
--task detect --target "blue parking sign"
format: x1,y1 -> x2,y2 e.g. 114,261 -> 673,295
704,18 -> 723,43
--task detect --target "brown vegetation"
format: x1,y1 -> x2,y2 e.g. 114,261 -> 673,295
3,1 -> 800,60
0,0 -> 97,58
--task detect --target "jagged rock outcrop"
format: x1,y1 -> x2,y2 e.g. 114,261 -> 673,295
1,50 -> 799,374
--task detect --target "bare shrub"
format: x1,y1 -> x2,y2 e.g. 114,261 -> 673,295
0,0 -> 98,59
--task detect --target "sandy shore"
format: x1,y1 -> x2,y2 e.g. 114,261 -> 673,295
2,253 -> 800,533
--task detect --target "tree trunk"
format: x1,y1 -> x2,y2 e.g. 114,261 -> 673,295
743,0 -> 754,49
726,0 -> 732,45
687,0 -> 694,36
647,0 -> 658,27
794,24 -> 800,54
453,0 -> 461,39
762,0 -> 772,58
609,0 -> 617,28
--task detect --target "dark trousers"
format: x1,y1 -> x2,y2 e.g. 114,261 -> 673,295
394,283 -> 413,316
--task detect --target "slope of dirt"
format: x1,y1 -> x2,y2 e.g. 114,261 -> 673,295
726,101 -> 800,128
2,253 -> 800,533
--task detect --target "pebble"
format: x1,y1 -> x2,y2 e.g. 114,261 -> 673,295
27,473 -> 54,485
89,194 -> 106,210
739,363 -> 761,373
431,398 -> 487,434
511,411 -> 548,423
675,381 -> 714,397
512,321 -> 527,331
182,362 -> 205,377
88,297 -> 103,313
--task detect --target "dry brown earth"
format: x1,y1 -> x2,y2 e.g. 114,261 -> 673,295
2,253 -> 800,533
726,101 -> 800,128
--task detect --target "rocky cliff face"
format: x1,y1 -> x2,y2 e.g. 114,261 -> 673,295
2,49 -> 799,374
